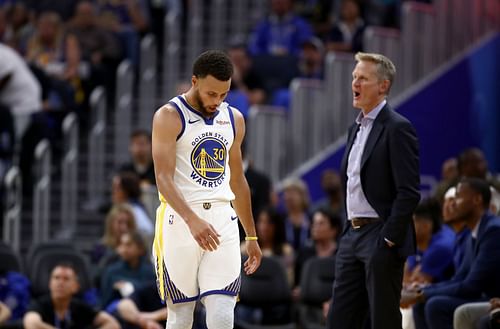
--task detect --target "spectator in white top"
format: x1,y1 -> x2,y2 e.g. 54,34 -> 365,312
0,43 -> 42,138
0,43 -> 47,195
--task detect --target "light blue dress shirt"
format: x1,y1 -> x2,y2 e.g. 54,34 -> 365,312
346,99 -> 386,220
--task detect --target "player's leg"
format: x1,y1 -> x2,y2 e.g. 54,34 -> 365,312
198,205 -> 241,328
154,204 -> 203,329
202,294 -> 237,329
161,205 -> 203,300
165,298 -> 196,329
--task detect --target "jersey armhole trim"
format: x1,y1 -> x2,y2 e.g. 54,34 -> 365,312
227,105 -> 236,139
168,101 -> 185,140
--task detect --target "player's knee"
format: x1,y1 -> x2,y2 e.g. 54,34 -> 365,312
166,312 -> 194,329
166,301 -> 195,329
206,309 -> 234,329
204,295 -> 236,329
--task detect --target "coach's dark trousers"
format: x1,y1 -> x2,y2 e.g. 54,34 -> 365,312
327,221 -> 405,329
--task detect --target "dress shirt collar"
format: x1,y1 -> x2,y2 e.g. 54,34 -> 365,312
355,99 -> 387,125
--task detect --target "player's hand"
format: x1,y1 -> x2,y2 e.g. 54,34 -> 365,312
244,241 -> 262,275
187,217 -> 220,251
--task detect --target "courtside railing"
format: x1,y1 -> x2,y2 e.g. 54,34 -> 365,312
139,34 -> 157,130
2,166 -> 22,252
61,112 -> 78,234
33,139 -> 51,245
114,60 -> 134,168
88,87 -> 107,204
246,106 -> 287,181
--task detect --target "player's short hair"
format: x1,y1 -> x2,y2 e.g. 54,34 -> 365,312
355,52 -> 396,94
193,50 -> 234,81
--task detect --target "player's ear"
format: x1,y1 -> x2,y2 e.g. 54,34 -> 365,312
191,75 -> 198,87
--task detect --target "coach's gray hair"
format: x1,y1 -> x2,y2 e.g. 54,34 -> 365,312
355,52 -> 396,94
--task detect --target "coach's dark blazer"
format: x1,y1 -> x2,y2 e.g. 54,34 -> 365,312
340,104 -> 420,257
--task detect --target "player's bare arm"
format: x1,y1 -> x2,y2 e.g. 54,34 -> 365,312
152,105 -> 220,251
228,109 -> 262,275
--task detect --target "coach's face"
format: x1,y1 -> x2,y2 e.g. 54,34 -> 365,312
352,60 -> 388,113
192,74 -> 230,117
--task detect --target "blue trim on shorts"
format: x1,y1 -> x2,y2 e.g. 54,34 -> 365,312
171,295 -> 200,304
199,290 -> 238,299
224,275 -> 241,294
158,260 -> 199,304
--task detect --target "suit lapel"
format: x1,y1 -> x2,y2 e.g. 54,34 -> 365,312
360,105 -> 389,169
361,122 -> 384,169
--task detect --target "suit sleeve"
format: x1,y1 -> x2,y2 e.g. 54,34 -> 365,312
380,120 -> 420,246
423,224 -> 500,299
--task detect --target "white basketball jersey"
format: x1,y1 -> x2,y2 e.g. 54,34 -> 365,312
165,95 -> 236,204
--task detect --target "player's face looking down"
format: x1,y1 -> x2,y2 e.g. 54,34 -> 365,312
191,74 -> 231,117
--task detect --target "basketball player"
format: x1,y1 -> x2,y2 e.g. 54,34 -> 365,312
151,50 -> 262,329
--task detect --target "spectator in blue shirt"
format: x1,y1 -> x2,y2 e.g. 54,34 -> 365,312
248,0 -> 313,56
0,269 -> 30,323
404,198 -> 455,286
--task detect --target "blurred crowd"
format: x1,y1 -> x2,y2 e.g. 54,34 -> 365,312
1,125 -> 499,328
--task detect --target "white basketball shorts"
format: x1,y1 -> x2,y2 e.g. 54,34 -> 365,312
152,201 -> 241,304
